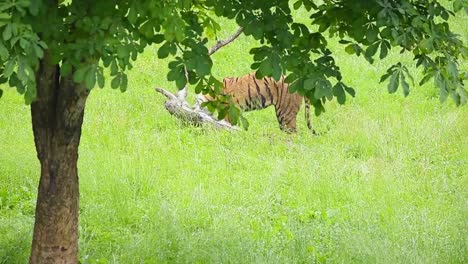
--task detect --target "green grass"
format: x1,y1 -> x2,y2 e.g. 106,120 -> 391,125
1,8 -> 468,264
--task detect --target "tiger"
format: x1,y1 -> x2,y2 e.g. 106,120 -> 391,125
198,72 -> 315,133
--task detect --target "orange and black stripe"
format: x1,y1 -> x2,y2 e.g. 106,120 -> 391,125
204,72 -> 314,133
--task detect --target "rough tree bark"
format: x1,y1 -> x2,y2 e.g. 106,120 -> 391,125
29,53 -> 89,264
155,28 -> 243,130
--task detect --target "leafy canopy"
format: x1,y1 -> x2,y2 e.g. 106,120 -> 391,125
0,0 -> 467,118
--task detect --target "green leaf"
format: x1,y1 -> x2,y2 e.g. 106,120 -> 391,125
167,64 -> 184,82
289,79 -> 303,93
387,71 -> 399,93
61,62 -> 72,77
97,67 -> 105,88
314,80 -> 333,100
380,73 -> 392,83
439,84 -> 448,103
0,88 -> 3,98
117,46 -> 128,59
120,74 -> 128,92
0,42 -> 8,60
24,82 -> 36,105
175,74 -> 187,89
303,78 -> 315,91
401,73 -> 410,97
73,66 -> 88,83
2,24 -> 12,41
168,63 -> 187,89
29,0 -> 41,16
458,86 -> 467,105
3,59 -> 15,78
0,13 -> 11,21
228,105 -> 240,125
33,44 -> 43,58
365,42 -> 379,59
202,15 -> 221,40
111,74 -> 121,89
15,80 -> 25,94
110,60 -> 118,75
163,16 -> 185,42
351,18 -> 366,41
345,44 -> 355,55
244,20 -> 263,39
419,74 -> 433,86
19,38 -> 30,50
194,79 -> 205,94
8,74 -> 20,88
24,64 -> 35,81
366,25 -> 379,43
453,0 -> 464,12
184,0 -> 193,9
270,54 -> 282,81
37,41 -> 47,49
130,50 -> 137,62
140,19 -> 155,38
440,10 -> 449,20
379,41 -> 389,59
419,38 -> 434,54
84,66 -> 96,90
217,105 -> 228,120
158,42 -> 172,59
284,73 -> 297,84
293,1 -> 302,10
303,0 -> 317,11
312,100 -> 325,116
345,86 -> 356,97
332,83 -> 346,104
195,56 -> 212,76
239,116 -> 249,130
447,61 -> 458,79
449,89 -> 461,106
250,61 -> 261,70
17,56 -> 27,82
127,4 -> 138,24
401,66 -> 415,86
257,58 -> 273,79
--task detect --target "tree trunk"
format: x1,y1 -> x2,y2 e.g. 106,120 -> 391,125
29,54 -> 89,264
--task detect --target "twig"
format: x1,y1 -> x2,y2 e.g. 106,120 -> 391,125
156,87 -> 178,100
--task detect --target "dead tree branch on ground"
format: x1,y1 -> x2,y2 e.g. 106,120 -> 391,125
155,28 -> 244,130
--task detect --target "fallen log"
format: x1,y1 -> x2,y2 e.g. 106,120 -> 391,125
155,27 -> 244,131
155,87 -> 239,130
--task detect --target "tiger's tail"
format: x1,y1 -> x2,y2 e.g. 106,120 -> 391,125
304,98 -> 316,134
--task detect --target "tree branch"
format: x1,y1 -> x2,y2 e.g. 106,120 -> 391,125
208,27 -> 244,56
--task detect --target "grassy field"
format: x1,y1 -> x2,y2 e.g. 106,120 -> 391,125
1,8 -> 467,264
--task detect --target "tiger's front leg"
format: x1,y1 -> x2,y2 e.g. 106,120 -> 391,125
279,119 -> 298,133
274,99 -> 301,133
276,109 -> 299,133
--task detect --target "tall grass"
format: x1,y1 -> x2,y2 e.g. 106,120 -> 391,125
1,6 -> 467,264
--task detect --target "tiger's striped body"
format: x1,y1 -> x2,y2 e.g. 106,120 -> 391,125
202,72 -> 313,133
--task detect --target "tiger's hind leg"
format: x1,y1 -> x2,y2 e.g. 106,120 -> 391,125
304,98 -> 317,135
